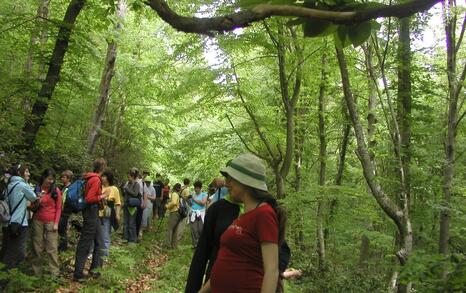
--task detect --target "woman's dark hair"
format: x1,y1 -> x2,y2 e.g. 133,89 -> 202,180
128,167 -> 139,179
93,158 -> 107,173
250,188 -> 287,245
102,170 -> 115,186
39,168 -> 58,199
9,163 -> 29,178
173,183 -> 181,192
193,180 -> 202,188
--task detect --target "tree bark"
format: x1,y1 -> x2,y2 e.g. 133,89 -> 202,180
316,50 -> 328,272
86,42 -> 117,155
87,0 -> 126,155
335,104 -> 351,186
397,17 -> 412,205
21,0 -> 86,150
146,0 -> 440,35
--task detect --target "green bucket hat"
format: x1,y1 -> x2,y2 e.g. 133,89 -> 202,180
220,153 -> 268,191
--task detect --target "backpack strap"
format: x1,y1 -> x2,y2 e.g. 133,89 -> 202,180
216,188 -> 221,202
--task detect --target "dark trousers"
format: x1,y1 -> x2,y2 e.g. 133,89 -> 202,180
136,206 -> 143,235
74,205 -> 102,278
58,212 -> 70,252
124,207 -> 137,242
2,226 -> 29,269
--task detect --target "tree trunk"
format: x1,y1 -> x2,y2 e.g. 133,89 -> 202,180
439,0 -> 464,256
22,0 -> 86,150
276,26 -> 303,198
335,106 -> 351,186
365,43 -> 377,163
23,0 -> 51,113
316,50 -> 328,272
397,17 -> 412,205
87,0 -> 126,155
87,42 -> 118,154
335,46 -> 412,293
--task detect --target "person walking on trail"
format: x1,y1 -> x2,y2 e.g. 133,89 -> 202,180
99,171 -> 121,257
152,173 -> 164,222
141,176 -> 156,233
1,164 -> 36,270
31,168 -> 62,277
58,170 -> 73,252
165,183 -> 182,249
177,178 -> 190,242
189,181 -> 207,248
123,168 -> 141,243
162,179 -> 170,218
73,158 -> 109,282
198,153 -> 286,293
135,171 -> 148,238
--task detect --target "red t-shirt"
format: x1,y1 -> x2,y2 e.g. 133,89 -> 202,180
33,187 -> 62,225
210,204 -> 278,293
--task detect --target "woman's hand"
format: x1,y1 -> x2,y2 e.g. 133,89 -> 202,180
283,268 -> 302,279
198,280 -> 211,293
53,223 -> 58,232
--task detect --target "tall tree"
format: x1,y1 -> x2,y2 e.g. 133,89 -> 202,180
316,49 -> 328,272
22,0 -> 86,150
439,0 -> 466,256
87,0 -> 127,155
335,46 -> 412,293
397,16 -> 412,204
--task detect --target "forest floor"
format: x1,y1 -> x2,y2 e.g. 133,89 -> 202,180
2,217 -> 305,292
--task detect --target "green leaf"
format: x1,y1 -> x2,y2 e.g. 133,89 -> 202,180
348,21 -> 372,47
333,25 -> 351,48
303,18 -> 337,38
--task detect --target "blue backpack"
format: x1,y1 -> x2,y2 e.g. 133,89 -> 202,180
65,176 -> 100,213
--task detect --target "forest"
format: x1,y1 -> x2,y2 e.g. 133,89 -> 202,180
0,0 -> 465,292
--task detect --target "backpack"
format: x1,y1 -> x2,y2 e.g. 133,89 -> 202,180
65,176 -> 99,213
178,187 -> 189,218
0,182 -> 20,223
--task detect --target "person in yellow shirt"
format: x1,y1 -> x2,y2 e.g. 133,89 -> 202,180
177,178 -> 191,242
100,171 -> 121,256
165,183 -> 181,249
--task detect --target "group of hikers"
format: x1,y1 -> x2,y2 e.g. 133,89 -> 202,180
1,153 -> 301,292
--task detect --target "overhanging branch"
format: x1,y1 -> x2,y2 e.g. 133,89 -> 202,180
146,0 -> 440,35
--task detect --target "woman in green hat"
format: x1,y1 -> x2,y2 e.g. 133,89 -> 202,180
198,153 -> 287,293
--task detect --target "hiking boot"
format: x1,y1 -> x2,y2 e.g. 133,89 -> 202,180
89,271 -> 101,279
73,275 -> 86,283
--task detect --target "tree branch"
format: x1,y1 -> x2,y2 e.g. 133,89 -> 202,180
226,114 -> 264,159
145,0 -> 440,35
231,62 -> 277,160
455,13 -> 466,55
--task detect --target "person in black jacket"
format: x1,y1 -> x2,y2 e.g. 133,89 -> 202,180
185,195 -> 240,292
